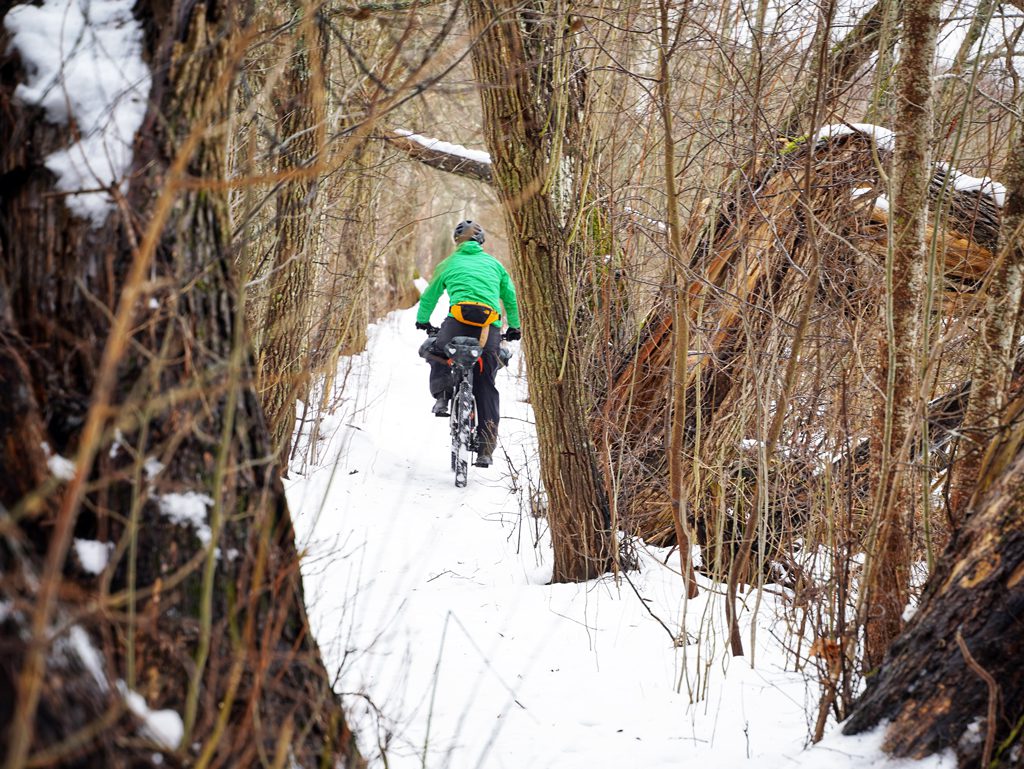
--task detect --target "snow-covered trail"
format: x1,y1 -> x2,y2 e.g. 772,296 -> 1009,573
285,305 -> 950,769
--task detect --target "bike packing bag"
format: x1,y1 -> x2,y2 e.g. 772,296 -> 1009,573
450,302 -> 499,327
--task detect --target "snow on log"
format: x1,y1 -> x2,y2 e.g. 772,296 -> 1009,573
604,125 -> 1008,546
814,122 -> 896,151
386,129 -> 493,183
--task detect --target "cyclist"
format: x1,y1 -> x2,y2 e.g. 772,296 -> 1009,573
416,220 -> 521,468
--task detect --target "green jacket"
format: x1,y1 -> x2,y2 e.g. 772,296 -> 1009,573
416,241 -> 520,327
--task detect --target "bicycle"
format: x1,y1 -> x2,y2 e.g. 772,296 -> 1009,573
420,331 -> 513,487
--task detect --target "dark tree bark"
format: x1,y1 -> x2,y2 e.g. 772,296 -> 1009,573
466,0 -> 613,582
0,3 -> 360,767
844,398 -> 1024,768
846,82 -> 1024,769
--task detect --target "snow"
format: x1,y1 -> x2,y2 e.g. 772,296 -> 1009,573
41,441 -> 76,480
109,429 -> 125,459
60,625 -> 109,691
796,726 -> 954,768
47,452 -> 76,480
935,4 -> 1024,76
285,305 -> 955,769
853,187 -> 892,213
822,130 -> 1006,211
624,206 -> 668,233
74,538 -> 112,574
4,0 -> 152,225
157,492 -> 213,546
934,162 -> 1007,206
117,680 -> 184,750
814,124 -> 896,152
393,129 -> 491,165
144,457 -> 165,480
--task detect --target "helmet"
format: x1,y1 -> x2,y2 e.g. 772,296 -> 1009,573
453,220 -> 485,245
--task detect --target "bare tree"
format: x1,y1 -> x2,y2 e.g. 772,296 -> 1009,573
950,116 -> 1024,522
657,0 -> 700,600
0,2 -> 361,766
466,0 -> 613,581
862,0 -> 940,671
844,388 -> 1024,766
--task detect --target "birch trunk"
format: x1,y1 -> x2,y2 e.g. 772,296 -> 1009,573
863,0 -> 940,670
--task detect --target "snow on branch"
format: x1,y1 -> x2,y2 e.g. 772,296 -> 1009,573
814,122 -> 896,151
386,129 -> 493,184
622,206 -> 668,234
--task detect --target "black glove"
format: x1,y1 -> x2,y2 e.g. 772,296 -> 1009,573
416,321 -> 439,335
504,327 -> 521,341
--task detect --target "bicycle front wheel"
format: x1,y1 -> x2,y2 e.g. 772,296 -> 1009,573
452,381 -> 473,487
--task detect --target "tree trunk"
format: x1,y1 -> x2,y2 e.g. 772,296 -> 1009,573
843,398 -> 1024,767
658,0 -> 700,600
862,0 -> 939,671
0,2 -> 360,767
466,0 -> 613,582
258,2 -> 327,469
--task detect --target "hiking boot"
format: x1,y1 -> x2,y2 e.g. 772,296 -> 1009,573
432,395 -> 450,417
475,422 -> 497,467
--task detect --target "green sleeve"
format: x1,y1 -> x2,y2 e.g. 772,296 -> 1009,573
500,267 -> 520,327
416,259 -> 448,323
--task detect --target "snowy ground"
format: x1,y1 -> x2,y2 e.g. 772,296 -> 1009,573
285,304 -> 950,769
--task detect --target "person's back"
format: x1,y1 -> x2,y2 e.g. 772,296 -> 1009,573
415,220 -> 521,468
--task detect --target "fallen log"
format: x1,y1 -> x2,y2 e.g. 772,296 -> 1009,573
598,125 -> 1005,558
382,129 -> 493,184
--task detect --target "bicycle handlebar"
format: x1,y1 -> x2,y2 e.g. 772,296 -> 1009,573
424,328 -> 518,341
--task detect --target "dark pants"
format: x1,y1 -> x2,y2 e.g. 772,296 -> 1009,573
429,318 -> 501,452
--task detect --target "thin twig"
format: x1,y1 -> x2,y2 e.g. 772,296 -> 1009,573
956,629 -> 999,769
